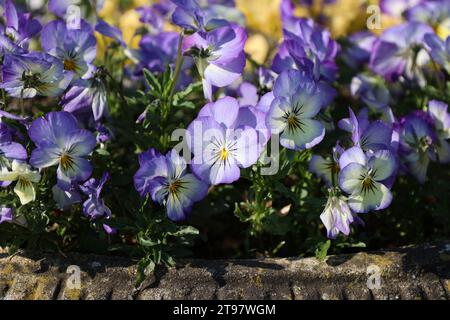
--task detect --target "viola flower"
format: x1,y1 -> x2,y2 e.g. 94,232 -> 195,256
61,67 -> 108,121
338,108 -> 393,152
0,53 -> 73,98
52,184 -> 82,210
47,0 -> 105,20
266,69 -> 335,150
0,160 -> 41,205
320,188 -> 363,239
170,0 -> 228,32
370,22 -> 433,83
0,123 -> 27,164
427,100 -> 450,166
137,31 -> 184,74
0,207 -> 13,224
309,143 -> 344,187
134,149 -> 208,221
339,146 -> 397,213
0,34 -> 26,58
405,1 -> 450,39
41,20 -> 97,79
80,172 -> 112,220
29,111 -> 96,190
136,5 -> 167,33
1,0 -> 42,49
273,18 -> 339,81
95,19 -> 126,47
424,33 -> 450,73
428,100 -> 450,139
350,74 -> 391,112
182,23 -> 247,101
398,111 -> 448,183
341,32 -> 377,69
380,0 -> 423,17
187,97 -> 262,185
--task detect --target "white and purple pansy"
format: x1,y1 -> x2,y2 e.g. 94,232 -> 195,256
338,146 -> 397,213
28,111 -> 96,190
134,148 -> 208,221
266,69 -> 335,151
182,23 -> 247,101
187,96 -> 264,185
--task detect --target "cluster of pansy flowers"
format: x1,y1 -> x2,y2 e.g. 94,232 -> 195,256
0,0 -> 449,242
134,0 -> 450,237
0,0 -> 128,233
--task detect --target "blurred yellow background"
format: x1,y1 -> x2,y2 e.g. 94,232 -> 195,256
96,0 -> 449,63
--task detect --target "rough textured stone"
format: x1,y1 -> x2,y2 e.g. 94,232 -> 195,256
0,242 -> 449,300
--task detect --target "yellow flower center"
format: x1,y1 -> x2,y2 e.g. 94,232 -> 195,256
220,148 -> 229,161
287,114 -> 302,132
60,153 -> 75,170
361,176 -> 377,195
64,59 -> 77,71
169,180 -> 183,195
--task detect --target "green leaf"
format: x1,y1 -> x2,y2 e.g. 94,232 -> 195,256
143,69 -> 162,94
138,236 -> 158,247
315,240 -> 331,261
170,226 -> 199,237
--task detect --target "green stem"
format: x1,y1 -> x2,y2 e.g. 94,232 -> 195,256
168,32 -> 185,105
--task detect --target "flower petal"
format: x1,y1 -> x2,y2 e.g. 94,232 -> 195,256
368,149 -> 397,181
339,162 -> 366,194
14,179 -> 36,205
339,146 -> 366,169
348,181 -> 392,213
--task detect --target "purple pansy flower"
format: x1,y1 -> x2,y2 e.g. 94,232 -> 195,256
137,31 -> 182,74
320,188 -> 363,239
380,0 -> 423,17
0,33 -> 26,58
266,69 -> 335,150
405,1 -> 450,29
398,110 -> 449,183
428,100 -> 450,140
424,33 -> 450,73
80,172 -> 111,220
95,19 -> 126,47
273,18 -> 339,82
350,73 -> 391,112
182,23 -> 247,101
338,108 -> 393,152
341,32 -> 377,69
52,184 -> 82,210
28,111 -> 96,190
0,207 -> 13,224
170,0 -> 228,32
134,148 -> 208,221
61,67 -> 108,121
41,20 -> 96,78
427,100 -> 450,165
309,143 -> 344,187
0,53 -> 73,98
339,146 -> 397,213
1,0 -> 42,49
369,22 -> 433,83
187,96 -> 263,185
47,0 -> 106,19
0,122 -> 27,164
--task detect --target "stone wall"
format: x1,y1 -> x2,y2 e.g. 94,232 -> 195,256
1,242 -> 449,300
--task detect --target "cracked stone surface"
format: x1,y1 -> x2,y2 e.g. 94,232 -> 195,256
1,242 -> 449,300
